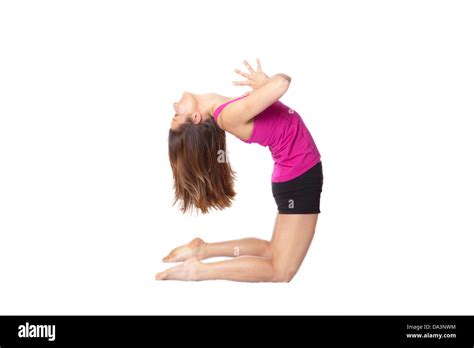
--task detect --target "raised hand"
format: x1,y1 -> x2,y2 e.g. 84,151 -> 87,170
233,59 -> 270,91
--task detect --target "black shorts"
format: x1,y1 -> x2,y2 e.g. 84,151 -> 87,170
271,161 -> 324,214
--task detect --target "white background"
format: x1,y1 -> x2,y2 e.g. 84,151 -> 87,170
1,0 -> 473,315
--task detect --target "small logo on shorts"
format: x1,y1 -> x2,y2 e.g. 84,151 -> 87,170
288,199 -> 294,209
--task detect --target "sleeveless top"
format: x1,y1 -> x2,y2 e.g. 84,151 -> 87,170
213,95 -> 321,183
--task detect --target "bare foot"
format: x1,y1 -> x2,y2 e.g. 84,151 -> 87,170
162,237 -> 207,263
155,257 -> 200,281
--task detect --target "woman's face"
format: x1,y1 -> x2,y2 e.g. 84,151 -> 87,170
171,91 -> 197,130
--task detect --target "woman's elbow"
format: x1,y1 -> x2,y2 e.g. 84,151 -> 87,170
275,73 -> 292,85
276,74 -> 291,95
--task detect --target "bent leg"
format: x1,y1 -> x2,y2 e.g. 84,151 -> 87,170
156,214 -> 318,282
203,238 -> 272,259
269,213 -> 318,282
162,217 -> 278,262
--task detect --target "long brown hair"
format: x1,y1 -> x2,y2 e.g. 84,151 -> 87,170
168,117 -> 236,214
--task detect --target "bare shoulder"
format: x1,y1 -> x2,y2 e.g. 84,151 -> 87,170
218,99 -> 248,131
215,93 -> 250,130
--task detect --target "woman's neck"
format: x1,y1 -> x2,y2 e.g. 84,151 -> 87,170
195,93 -> 233,120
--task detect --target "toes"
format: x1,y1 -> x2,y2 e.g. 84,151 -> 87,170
156,263 -> 193,281
155,272 -> 167,280
163,251 -> 183,263
163,248 -> 179,262
162,238 -> 204,264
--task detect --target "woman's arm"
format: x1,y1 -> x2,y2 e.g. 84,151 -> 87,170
274,73 -> 292,83
219,60 -> 291,129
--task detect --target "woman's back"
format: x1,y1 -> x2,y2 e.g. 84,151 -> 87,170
214,95 -> 321,182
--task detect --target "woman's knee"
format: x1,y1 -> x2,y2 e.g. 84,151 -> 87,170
270,261 -> 298,283
261,240 -> 272,258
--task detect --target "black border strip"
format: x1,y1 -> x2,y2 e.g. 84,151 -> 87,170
0,315 -> 473,346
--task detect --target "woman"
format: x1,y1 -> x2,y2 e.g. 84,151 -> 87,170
156,59 -> 323,282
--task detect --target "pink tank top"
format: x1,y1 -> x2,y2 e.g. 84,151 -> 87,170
213,95 -> 321,183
